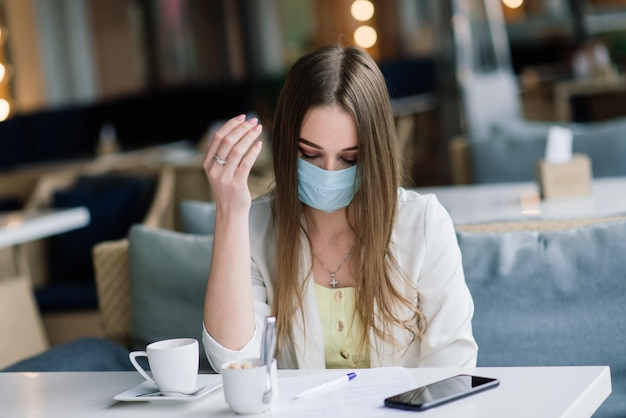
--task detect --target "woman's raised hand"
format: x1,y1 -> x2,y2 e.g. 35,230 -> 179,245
202,114 -> 264,213
203,115 -> 261,348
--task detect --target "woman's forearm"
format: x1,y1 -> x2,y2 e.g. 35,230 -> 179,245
201,114 -> 264,350
204,207 -> 256,350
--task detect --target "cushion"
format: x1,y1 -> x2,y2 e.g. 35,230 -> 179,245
1,338 -> 133,372
129,224 -> 214,371
34,282 -> 98,312
470,116 -> 626,183
35,173 -> 156,313
50,173 -> 156,283
457,219 -> 626,417
179,199 -> 216,235
469,136 -> 546,183
0,197 -> 20,211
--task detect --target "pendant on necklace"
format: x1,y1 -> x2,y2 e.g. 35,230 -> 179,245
314,250 -> 351,290
330,274 -> 338,289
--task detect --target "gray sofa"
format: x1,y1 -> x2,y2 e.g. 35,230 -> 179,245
457,216 -> 626,417
4,200 -> 624,416
451,116 -> 626,184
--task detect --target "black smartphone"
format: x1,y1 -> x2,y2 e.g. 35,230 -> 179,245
384,374 -> 500,412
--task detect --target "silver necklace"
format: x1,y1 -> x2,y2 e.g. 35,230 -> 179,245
314,251 -> 352,289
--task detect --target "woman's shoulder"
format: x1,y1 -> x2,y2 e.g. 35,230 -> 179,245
396,187 -> 449,223
397,187 -> 438,208
251,191 -> 273,208
249,192 -> 274,229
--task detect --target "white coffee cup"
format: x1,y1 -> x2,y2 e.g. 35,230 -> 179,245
221,357 -> 279,415
129,338 -> 199,393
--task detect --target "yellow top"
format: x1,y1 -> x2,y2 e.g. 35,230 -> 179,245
314,284 -> 370,368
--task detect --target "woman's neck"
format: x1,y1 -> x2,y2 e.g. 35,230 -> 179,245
304,206 -> 356,288
303,206 -> 353,243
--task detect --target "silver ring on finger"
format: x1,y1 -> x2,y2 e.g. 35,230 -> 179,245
214,154 -> 227,165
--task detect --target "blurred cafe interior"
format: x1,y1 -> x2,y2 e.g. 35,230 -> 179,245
2,0 -> 626,384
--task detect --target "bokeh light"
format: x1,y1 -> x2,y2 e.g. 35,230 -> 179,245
0,98 -> 10,121
354,25 -> 377,49
351,1 -> 375,22
502,0 -> 524,8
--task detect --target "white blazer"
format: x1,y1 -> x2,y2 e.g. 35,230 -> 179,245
203,188 -> 478,371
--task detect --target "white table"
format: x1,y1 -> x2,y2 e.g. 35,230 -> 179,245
417,176 -> 626,225
0,207 -> 90,248
0,366 -> 611,417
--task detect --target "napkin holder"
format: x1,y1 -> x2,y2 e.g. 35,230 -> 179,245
536,154 -> 592,200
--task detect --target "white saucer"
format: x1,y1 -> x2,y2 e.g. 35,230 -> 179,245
114,380 -> 222,403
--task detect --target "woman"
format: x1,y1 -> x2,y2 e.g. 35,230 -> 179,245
202,44 -> 477,371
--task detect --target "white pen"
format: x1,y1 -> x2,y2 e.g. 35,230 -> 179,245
294,372 -> 358,400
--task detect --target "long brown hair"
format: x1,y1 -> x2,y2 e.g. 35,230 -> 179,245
271,44 -> 426,360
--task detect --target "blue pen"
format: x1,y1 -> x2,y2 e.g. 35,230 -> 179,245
294,372 -> 359,399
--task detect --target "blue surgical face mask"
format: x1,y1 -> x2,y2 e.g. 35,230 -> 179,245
297,158 -> 359,213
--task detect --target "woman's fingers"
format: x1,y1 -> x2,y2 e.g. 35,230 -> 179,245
207,116 -> 259,168
233,140 -> 263,183
202,114 -> 264,204
221,122 -> 263,172
204,115 -> 244,167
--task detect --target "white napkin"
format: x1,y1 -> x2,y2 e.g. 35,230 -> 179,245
545,126 -> 573,163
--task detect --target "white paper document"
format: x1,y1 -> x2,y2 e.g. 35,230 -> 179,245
271,367 -> 417,417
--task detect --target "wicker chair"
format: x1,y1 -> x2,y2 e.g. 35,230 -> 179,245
455,214 -> 626,234
92,170 -> 271,348
91,162 -> 177,341
92,239 -> 131,347
35,164 -> 175,343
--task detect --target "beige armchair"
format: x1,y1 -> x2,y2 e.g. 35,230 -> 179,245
92,239 -> 131,347
89,165 -> 177,348
92,170 -> 271,349
0,164 -> 176,368
0,142 -> 207,369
